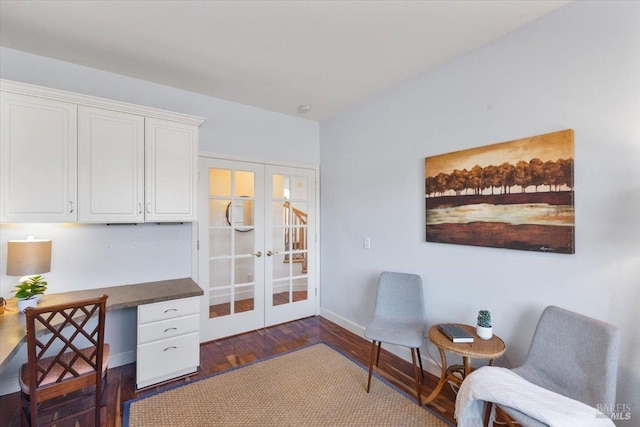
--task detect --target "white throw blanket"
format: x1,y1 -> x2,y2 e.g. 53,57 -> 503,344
455,366 -> 615,427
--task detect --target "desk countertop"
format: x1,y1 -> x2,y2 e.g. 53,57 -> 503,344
0,277 -> 203,372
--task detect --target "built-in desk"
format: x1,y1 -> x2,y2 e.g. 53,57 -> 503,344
0,277 -> 203,373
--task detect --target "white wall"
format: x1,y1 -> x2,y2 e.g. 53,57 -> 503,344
0,47 -> 319,394
320,1 -> 639,425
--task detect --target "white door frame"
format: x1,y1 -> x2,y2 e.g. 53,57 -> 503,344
194,151 -> 320,342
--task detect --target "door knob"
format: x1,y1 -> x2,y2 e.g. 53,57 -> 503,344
250,251 -> 262,258
266,250 -> 279,256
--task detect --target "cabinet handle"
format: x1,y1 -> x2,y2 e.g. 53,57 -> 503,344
69,201 -> 75,213
164,308 -> 178,313
138,203 -> 142,214
146,202 -> 151,214
163,327 -> 178,333
163,346 -> 177,352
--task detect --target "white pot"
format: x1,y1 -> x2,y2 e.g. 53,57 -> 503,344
476,325 -> 493,340
18,298 -> 38,313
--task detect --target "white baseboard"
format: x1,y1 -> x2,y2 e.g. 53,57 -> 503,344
319,308 -> 441,378
110,349 -> 136,369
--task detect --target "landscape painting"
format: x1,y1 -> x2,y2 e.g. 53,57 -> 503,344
425,129 -> 575,254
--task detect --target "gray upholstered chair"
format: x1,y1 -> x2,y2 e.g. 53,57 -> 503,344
364,271 -> 425,404
489,306 -> 620,426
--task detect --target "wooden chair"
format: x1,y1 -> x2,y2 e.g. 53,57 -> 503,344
19,295 -> 110,427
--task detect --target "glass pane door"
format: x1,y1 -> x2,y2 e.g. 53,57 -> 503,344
265,165 -> 316,327
199,158 -> 265,342
198,159 -> 316,340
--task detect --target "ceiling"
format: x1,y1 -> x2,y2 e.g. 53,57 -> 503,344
0,1 -> 570,121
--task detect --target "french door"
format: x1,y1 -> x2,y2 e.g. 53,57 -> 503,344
198,157 -> 317,342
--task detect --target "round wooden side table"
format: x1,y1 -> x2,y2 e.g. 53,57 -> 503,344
422,323 -> 506,406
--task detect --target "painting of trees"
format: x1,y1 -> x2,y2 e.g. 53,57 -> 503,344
425,156 -> 573,197
425,129 -> 575,254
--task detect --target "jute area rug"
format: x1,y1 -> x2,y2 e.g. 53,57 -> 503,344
123,342 -> 451,426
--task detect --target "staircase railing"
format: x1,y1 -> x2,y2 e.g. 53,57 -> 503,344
283,202 -> 308,273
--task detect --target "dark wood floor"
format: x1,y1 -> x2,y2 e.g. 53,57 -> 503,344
0,316 -> 459,426
209,290 -> 308,317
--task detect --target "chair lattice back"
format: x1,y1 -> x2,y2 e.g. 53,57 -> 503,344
24,295 -> 107,394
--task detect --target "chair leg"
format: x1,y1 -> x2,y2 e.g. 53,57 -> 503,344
367,340 -> 377,393
483,402 -> 493,427
96,380 -> 102,426
29,392 -> 38,427
494,405 -> 516,427
375,341 -> 382,366
410,348 -> 422,405
96,369 -> 109,426
416,347 -> 424,379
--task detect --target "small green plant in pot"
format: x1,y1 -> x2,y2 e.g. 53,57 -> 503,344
476,309 -> 493,340
13,275 -> 48,312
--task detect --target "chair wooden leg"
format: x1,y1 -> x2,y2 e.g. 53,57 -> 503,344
483,402 -> 493,427
375,341 -> 382,366
416,347 -> 424,379
367,340 -> 377,393
29,392 -> 37,427
96,380 -> 102,426
95,370 -> 109,426
410,348 -> 422,405
494,405 -> 516,427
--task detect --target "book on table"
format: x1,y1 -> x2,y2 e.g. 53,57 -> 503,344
438,324 -> 474,343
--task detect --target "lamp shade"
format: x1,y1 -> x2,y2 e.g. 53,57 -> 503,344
6,239 -> 52,276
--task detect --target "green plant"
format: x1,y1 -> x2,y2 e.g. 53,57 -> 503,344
477,310 -> 492,328
12,275 -> 48,300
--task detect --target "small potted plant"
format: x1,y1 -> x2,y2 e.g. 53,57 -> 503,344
476,309 -> 492,340
12,275 -> 48,312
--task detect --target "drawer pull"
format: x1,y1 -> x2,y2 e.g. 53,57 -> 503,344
164,327 -> 178,333
164,308 -> 178,313
164,346 -> 178,352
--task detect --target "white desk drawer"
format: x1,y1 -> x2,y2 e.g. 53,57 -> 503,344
138,314 -> 199,344
137,332 -> 199,387
138,296 -> 200,324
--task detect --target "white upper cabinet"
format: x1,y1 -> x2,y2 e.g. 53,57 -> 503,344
1,92 -> 77,223
0,80 -> 205,224
145,118 -> 198,222
78,106 -> 145,223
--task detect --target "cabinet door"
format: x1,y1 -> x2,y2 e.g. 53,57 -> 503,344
0,92 -> 77,223
145,118 -> 198,222
78,106 -> 144,223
